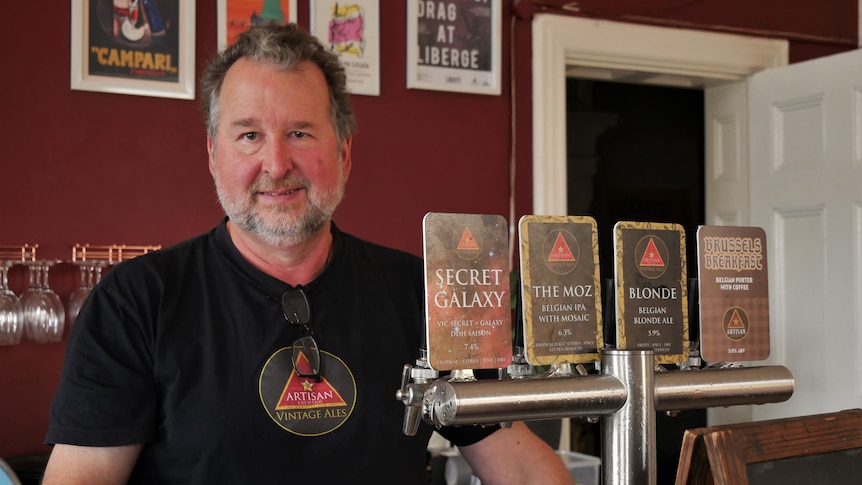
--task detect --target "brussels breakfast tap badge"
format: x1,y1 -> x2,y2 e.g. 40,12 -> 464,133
613,221 -> 688,365
518,215 -> 603,365
423,212 -> 512,371
696,226 -> 770,362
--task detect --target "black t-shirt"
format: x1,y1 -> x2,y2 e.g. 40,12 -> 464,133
47,220 -> 497,483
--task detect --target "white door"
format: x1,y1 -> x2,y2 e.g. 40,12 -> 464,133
748,48 -> 862,420
703,81 -> 756,426
708,49 -> 862,422
704,82 -> 749,228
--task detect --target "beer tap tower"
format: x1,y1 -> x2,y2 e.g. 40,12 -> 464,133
398,348 -> 793,484
398,215 -> 792,485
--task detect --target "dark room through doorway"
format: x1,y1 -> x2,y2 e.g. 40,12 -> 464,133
565,77 -> 706,484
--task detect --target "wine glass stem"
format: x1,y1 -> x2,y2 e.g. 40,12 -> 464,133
27,264 -> 37,289
0,266 -> 9,291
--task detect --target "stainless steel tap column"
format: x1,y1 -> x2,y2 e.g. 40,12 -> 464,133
402,349 -> 794,484
654,364 -> 795,411
425,373 -> 627,425
602,350 -> 656,485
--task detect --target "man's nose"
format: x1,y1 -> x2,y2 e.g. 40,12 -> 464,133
261,140 -> 295,178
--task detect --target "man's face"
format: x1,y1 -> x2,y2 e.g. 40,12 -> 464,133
207,58 -> 351,246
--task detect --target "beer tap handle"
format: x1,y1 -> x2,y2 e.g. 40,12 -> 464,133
396,350 -> 440,436
507,284 -> 533,379
602,278 -> 617,349
402,397 -> 423,436
396,364 -> 423,436
512,275 -> 525,350
399,363 -> 411,392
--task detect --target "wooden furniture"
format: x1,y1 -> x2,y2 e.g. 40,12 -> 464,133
676,408 -> 862,484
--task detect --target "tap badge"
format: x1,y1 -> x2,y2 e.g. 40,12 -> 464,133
722,306 -> 749,341
259,347 -> 356,436
543,229 -> 579,275
635,236 -> 668,279
455,226 -> 481,260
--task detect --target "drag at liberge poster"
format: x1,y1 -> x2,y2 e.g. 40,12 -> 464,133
407,0 -> 501,95
71,0 -> 195,99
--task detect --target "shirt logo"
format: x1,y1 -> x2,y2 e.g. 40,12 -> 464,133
259,348 -> 356,436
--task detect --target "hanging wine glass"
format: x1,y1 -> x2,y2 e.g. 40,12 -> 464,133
0,260 -> 23,345
93,259 -> 110,285
22,260 -> 65,343
21,261 -> 40,342
66,261 -> 94,329
40,261 -> 66,342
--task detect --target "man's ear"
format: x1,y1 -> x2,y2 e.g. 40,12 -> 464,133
207,137 -> 216,177
341,135 -> 353,180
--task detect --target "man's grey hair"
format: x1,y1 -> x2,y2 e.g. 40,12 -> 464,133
200,23 -> 356,147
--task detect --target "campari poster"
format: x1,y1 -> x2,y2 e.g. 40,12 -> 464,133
71,0 -> 195,99
85,0 -> 181,82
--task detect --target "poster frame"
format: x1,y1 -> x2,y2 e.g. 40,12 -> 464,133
406,0 -> 502,95
70,0 -> 196,100
310,0 -> 381,96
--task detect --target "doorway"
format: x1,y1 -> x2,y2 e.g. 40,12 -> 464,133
566,78 -> 704,284
530,14 -> 787,218
565,78 -> 706,483
531,13 -> 789,481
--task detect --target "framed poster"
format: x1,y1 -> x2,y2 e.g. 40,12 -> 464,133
70,0 -> 196,100
406,0 -> 501,95
310,0 -> 381,96
217,0 -> 298,50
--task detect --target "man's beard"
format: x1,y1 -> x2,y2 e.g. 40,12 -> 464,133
215,167 -> 345,247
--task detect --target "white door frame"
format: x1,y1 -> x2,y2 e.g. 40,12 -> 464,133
531,14 -> 788,216
531,15 -> 789,426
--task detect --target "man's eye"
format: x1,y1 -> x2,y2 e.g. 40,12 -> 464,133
241,132 -> 259,141
292,131 -> 308,139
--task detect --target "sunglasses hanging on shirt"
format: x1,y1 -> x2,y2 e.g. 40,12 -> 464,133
281,286 -> 322,382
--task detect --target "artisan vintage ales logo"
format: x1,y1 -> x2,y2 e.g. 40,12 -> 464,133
455,226 -> 481,260
259,348 -> 356,436
543,230 -> 578,274
635,236 -> 668,278
722,307 -> 749,341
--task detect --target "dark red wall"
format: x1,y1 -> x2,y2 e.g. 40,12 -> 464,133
0,0 -> 855,459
